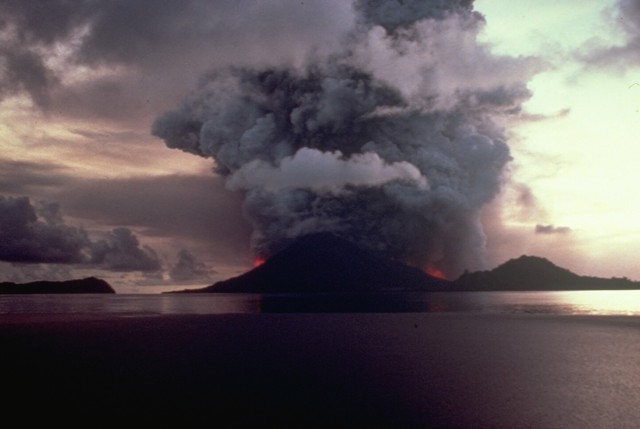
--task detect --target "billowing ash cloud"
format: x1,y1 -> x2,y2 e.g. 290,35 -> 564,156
354,0 -> 475,31
152,0 -> 537,278
227,148 -> 428,193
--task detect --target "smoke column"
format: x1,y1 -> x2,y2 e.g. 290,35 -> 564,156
152,0 -> 536,278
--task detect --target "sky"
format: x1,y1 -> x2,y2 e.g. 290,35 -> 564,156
0,0 -> 639,293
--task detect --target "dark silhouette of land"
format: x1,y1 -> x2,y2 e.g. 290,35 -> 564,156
453,255 -> 640,291
0,277 -> 115,294
174,232 -> 450,294
3,236 -> 633,296
1,237 -> 639,426
172,233 -> 638,294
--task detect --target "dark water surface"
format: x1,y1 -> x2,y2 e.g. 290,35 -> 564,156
0,290 -> 639,316
1,292 -> 640,427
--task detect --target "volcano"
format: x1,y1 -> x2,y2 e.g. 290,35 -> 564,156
186,232 -> 451,293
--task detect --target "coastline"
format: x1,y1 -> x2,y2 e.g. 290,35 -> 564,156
2,312 -> 639,427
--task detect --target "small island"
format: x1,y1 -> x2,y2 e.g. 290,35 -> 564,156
0,277 -> 116,294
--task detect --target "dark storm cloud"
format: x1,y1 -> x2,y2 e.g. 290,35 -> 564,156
54,175 -> 251,261
73,0 -> 352,68
153,0 -> 539,278
535,224 -> 571,235
0,0 -> 91,109
354,0 -> 476,31
0,46 -> 57,108
0,195 -> 89,263
0,261 -> 73,283
90,227 -> 161,272
169,249 -> 215,282
0,0 -> 354,119
1,157 -> 251,268
580,0 -> 640,68
0,159 -> 75,195
0,195 -> 163,272
0,0 -> 90,44
52,77 -> 150,123
512,183 -> 541,218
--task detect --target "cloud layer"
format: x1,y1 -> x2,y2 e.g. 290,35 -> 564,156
0,195 -> 161,272
0,0 -> 355,123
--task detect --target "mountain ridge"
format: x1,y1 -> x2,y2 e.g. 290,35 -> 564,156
453,254 -> 640,291
172,233 -> 639,294
0,277 -> 116,294
176,232 -> 450,293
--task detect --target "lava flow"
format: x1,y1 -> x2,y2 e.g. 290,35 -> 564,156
426,264 -> 448,280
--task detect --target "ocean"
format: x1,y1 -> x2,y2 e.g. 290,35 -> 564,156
1,289 -> 639,316
2,289 -> 640,427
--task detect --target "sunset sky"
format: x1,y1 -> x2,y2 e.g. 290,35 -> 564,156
1,0 -> 638,293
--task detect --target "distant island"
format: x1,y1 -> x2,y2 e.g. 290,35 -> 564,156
0,277 -> 115,294
453,255 -> 640,291
170,233 -> 640,294
7,235 -> 633,295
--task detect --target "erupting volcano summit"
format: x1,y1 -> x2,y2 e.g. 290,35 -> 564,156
182,232 -> 451,294
153,0 -> 538,279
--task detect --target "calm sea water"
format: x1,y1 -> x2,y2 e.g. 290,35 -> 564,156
0,290 -> 639,316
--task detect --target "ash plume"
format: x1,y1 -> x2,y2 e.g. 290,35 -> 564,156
152,0 -> 537,278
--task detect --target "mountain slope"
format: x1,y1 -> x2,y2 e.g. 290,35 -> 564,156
0,277 -> 116,294
453,255 -> 639,291
184,232 -> 450,293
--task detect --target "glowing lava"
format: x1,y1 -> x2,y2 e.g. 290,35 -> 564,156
426,264 -> 447,280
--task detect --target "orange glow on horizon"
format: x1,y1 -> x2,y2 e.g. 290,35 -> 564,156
254,257 -> 266,267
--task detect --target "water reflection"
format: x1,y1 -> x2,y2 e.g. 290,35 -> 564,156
0,290 -> 638,316
157,294 -> 262,315
0,293 -> 261,316
258,292 -> 430,313
480,290 -> 640,316
553,290 -> 640,316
